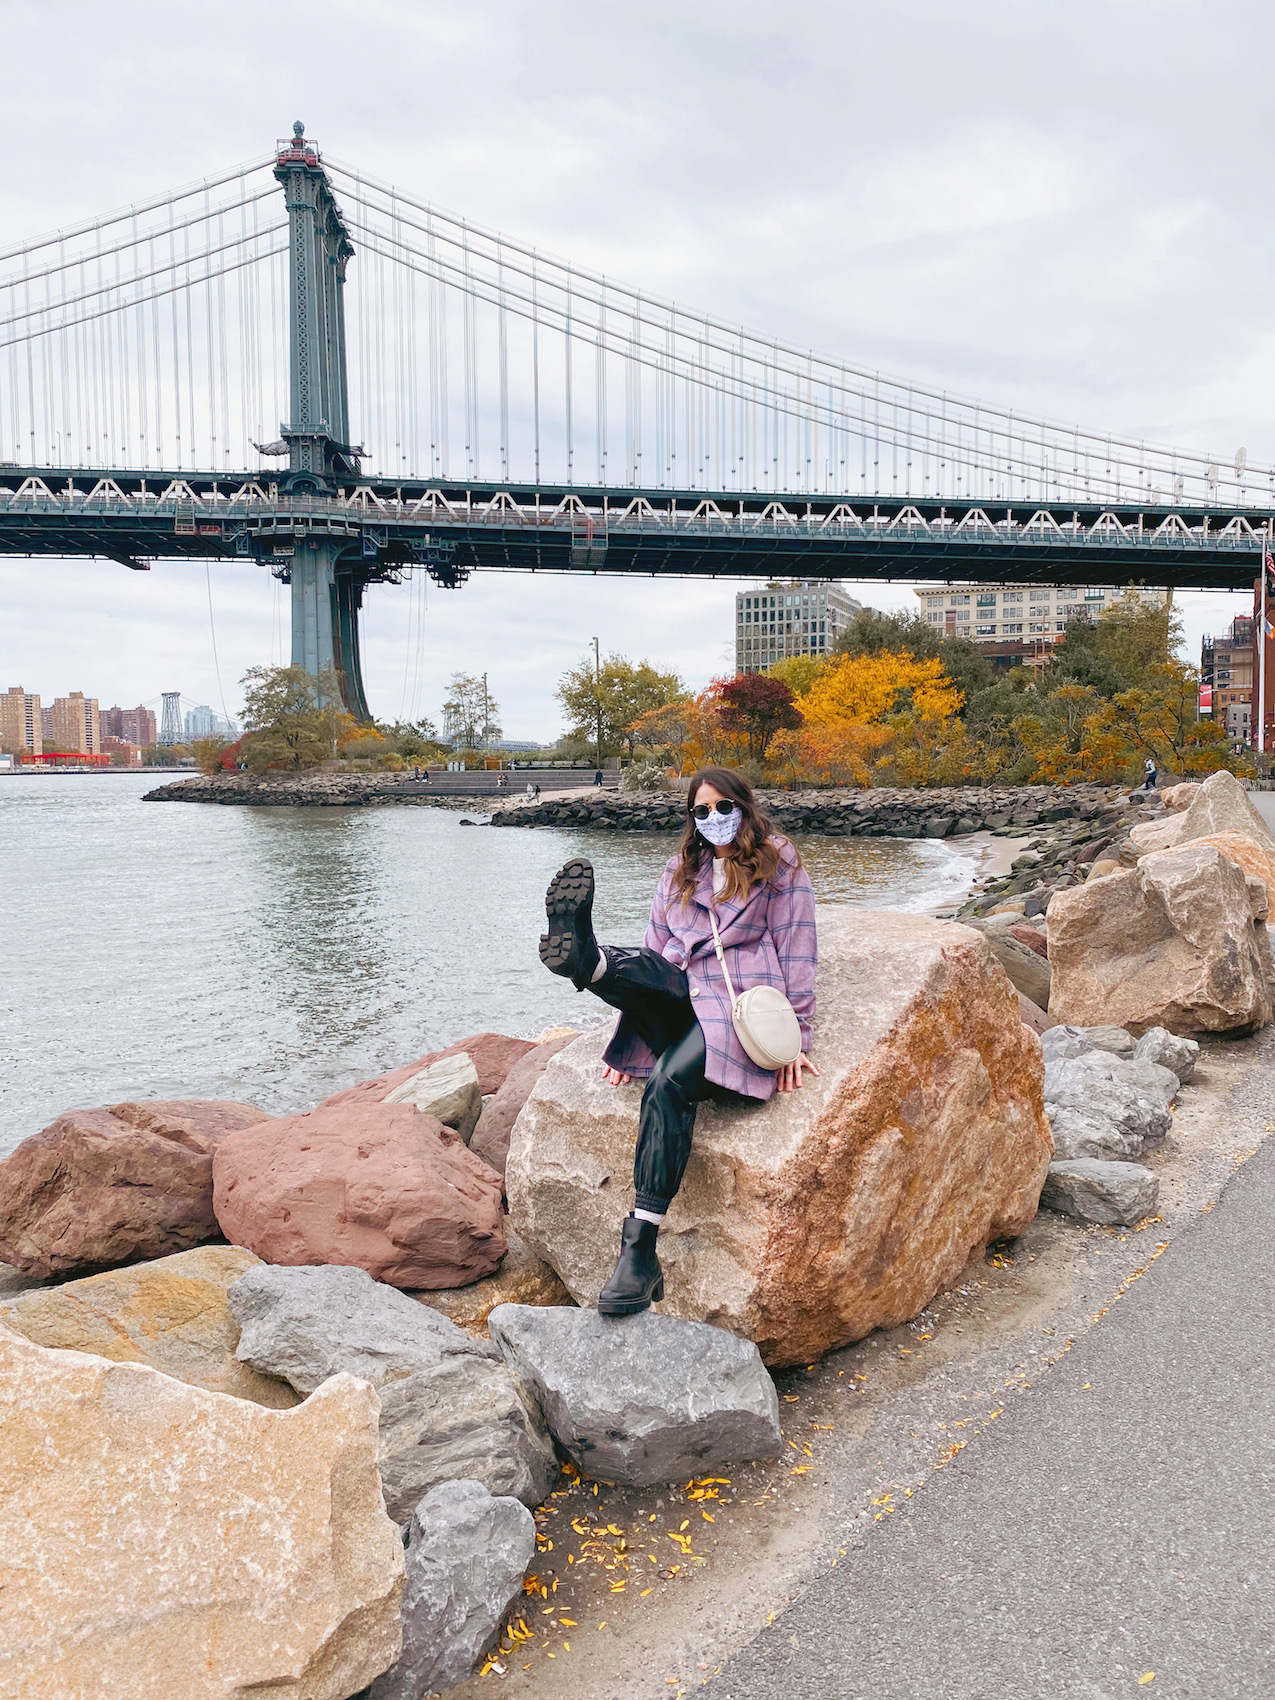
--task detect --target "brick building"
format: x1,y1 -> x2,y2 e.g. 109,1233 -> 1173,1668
1,687 -> 42,755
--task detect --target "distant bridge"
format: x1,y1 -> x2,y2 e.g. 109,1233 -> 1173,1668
1,123 -> 1269,717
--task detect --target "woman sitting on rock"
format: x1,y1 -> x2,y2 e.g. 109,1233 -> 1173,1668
539,765 -> 819,1317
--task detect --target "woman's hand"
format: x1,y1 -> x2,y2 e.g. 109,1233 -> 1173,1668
601,1066 -> 633,1086
776,1053 -> 821,1093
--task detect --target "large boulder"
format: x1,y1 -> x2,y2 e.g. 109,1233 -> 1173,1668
1048,843 -> 1274,1036
1043,1050 -> 1177,1161
228,1263 -> 557,1518
0,1245 -> 297,1408
321,1033 -> 538,1111
1186,832 -> 1275,914
213,1102 -> 506,1289
507,908 -> 1053,1367
488,1304 -> 782,1487
383,1052 -> 483,1143
1161,781 -> 1201,813
0,1327 -> 403,1699
0,1098 -> 265,1278
1041,1158 -> 1160,1226
1127,769 -> 1275,859
414,1225 -> 574,1335
368,1480 -> 535,1699
470,1034 -> 578,1181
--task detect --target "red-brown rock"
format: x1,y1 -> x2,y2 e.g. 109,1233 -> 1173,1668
320,1033 -> 538,1110
212,1102 -> 507,1289
1008,924 -> 1049,959
470,1035 -> 578,1183
0,1100 -> 266,1278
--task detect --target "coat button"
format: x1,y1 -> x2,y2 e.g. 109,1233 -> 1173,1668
689,988 -> 700,998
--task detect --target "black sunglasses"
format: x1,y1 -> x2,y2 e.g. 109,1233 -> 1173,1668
691,800 -> 736,820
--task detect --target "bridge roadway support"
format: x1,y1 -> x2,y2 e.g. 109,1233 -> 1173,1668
289,539 -> 371,723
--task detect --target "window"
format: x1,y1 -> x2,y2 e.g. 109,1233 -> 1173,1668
949,595 -> 970,606
1002,591 -> 1023,603
976,623 -> 996,636
1085,588 -> 1105,602
977,594 -> 997,607
928,612 -> 942,623
926,596 -> 942,608
1029,621 -> 1045,634
1030,588 -> 1051,601
956,609 -> 970,621
1002,623 -> 1023,635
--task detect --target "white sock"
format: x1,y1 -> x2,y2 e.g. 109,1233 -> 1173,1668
633,1208 -> 665,1226
590,949 -> 608,983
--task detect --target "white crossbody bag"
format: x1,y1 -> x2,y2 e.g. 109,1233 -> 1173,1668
707,905 -> 804,1072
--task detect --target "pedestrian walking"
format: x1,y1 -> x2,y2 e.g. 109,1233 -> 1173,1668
594,769 -> 604,787
538,766 -> 818,1317
1144,755 -> 1158,790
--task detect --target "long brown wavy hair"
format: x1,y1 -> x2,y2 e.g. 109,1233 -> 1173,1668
673,767 -> 798,905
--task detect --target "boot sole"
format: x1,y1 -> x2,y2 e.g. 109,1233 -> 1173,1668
539,858 -> 595,977
598,1275 -> 664,1317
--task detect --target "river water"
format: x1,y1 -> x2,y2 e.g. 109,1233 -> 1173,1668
0,774 -> 990,1155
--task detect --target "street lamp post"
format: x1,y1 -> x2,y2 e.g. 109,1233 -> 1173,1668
592,637 -> 602,770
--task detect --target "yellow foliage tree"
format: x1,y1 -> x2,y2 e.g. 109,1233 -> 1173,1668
768,722 -> 894,788
798,650 -> 963,729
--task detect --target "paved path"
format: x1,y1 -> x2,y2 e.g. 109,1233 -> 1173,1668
1250,791 -> 1275,834
714,1138 -> 1275,1700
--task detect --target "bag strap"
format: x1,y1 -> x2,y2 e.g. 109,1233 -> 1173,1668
707,905 -> 740,1005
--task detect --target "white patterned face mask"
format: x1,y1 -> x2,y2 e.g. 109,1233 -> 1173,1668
695,805 -> 743,847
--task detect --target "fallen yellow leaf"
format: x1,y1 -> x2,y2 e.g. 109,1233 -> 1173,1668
1138,1674 -> 1156,1686
558,1618 -> 577,1627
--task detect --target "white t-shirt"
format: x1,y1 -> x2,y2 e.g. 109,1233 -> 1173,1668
712,858 -> 728,895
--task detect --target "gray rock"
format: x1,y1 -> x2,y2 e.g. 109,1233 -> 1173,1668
1080,1024 -> 1138,1060
228,1264 -> 556,1519
487,1303 -> 781,1487
1043,1051 -> 1177,1162
1040,1158 -> 1160,1226
383,1050 -> 483,1142
367,1479 -> 535,1699
1133,1026 -> 1199,1084
981,928 -> 1052,1010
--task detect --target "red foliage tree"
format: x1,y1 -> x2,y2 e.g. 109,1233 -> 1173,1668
709,674 -> 803,761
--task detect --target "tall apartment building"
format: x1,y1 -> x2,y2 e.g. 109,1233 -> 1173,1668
736,580 -> 862,674
1,687 -> 42,755
1200,616 -> 1254,742
48,693 -> 101,755
913,582 -> 1166,647
183,704 -> 238,740
102,704 -> 158,747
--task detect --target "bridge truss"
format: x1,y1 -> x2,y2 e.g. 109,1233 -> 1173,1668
2,124 -> 1270,717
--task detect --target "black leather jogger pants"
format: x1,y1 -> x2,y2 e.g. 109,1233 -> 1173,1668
587,946 -> 729,1214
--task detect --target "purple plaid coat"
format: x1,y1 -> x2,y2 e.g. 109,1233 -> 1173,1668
601,838 -> 817,1100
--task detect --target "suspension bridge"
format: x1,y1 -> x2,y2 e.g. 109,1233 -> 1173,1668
2,122 -> 1270,718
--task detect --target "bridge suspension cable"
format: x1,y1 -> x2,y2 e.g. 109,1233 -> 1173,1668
2,142 -> 1269,516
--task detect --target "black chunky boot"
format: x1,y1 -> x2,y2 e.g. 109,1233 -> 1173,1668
539,858 -> 600,991
598,1214 -> 664,1317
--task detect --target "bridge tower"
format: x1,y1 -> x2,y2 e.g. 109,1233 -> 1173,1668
273,122 -> 371,721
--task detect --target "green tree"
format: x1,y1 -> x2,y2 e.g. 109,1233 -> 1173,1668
190,735 -> 230,775
1049,590 -> 1179,695
555,654 -> 688,760
239,665 -> 346,772
442,674 -> 501,748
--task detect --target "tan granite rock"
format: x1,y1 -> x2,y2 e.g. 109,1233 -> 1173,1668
321,1033 -> 538,1111
1088,858 -> 1120,880
383,1051 -> 483,1143
470,1034 -> 578,1182
1048,842 -> 1274,1036
413,1226 -> 575,1335
213,1102 -> 506,1289
0,1098 -> 267,1278
1168,831 -> 1275,914
1162,781 -> 1201,813
1127,769 -> 1275,859
507,908 -> 1052,1368
0,1245 -> 298,1408
0,1327 -> 403,1700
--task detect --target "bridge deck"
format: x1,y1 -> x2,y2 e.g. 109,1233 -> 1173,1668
1,468 -> 1267,589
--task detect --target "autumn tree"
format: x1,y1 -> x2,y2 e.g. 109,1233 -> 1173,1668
556,654 -> 687,760
834,607 -> 995,709
709,673 -> 803,760
239,666 -> 350,772
799,650 -> 963,729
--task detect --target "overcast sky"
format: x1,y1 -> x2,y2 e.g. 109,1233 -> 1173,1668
3,0 -> 1271,736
